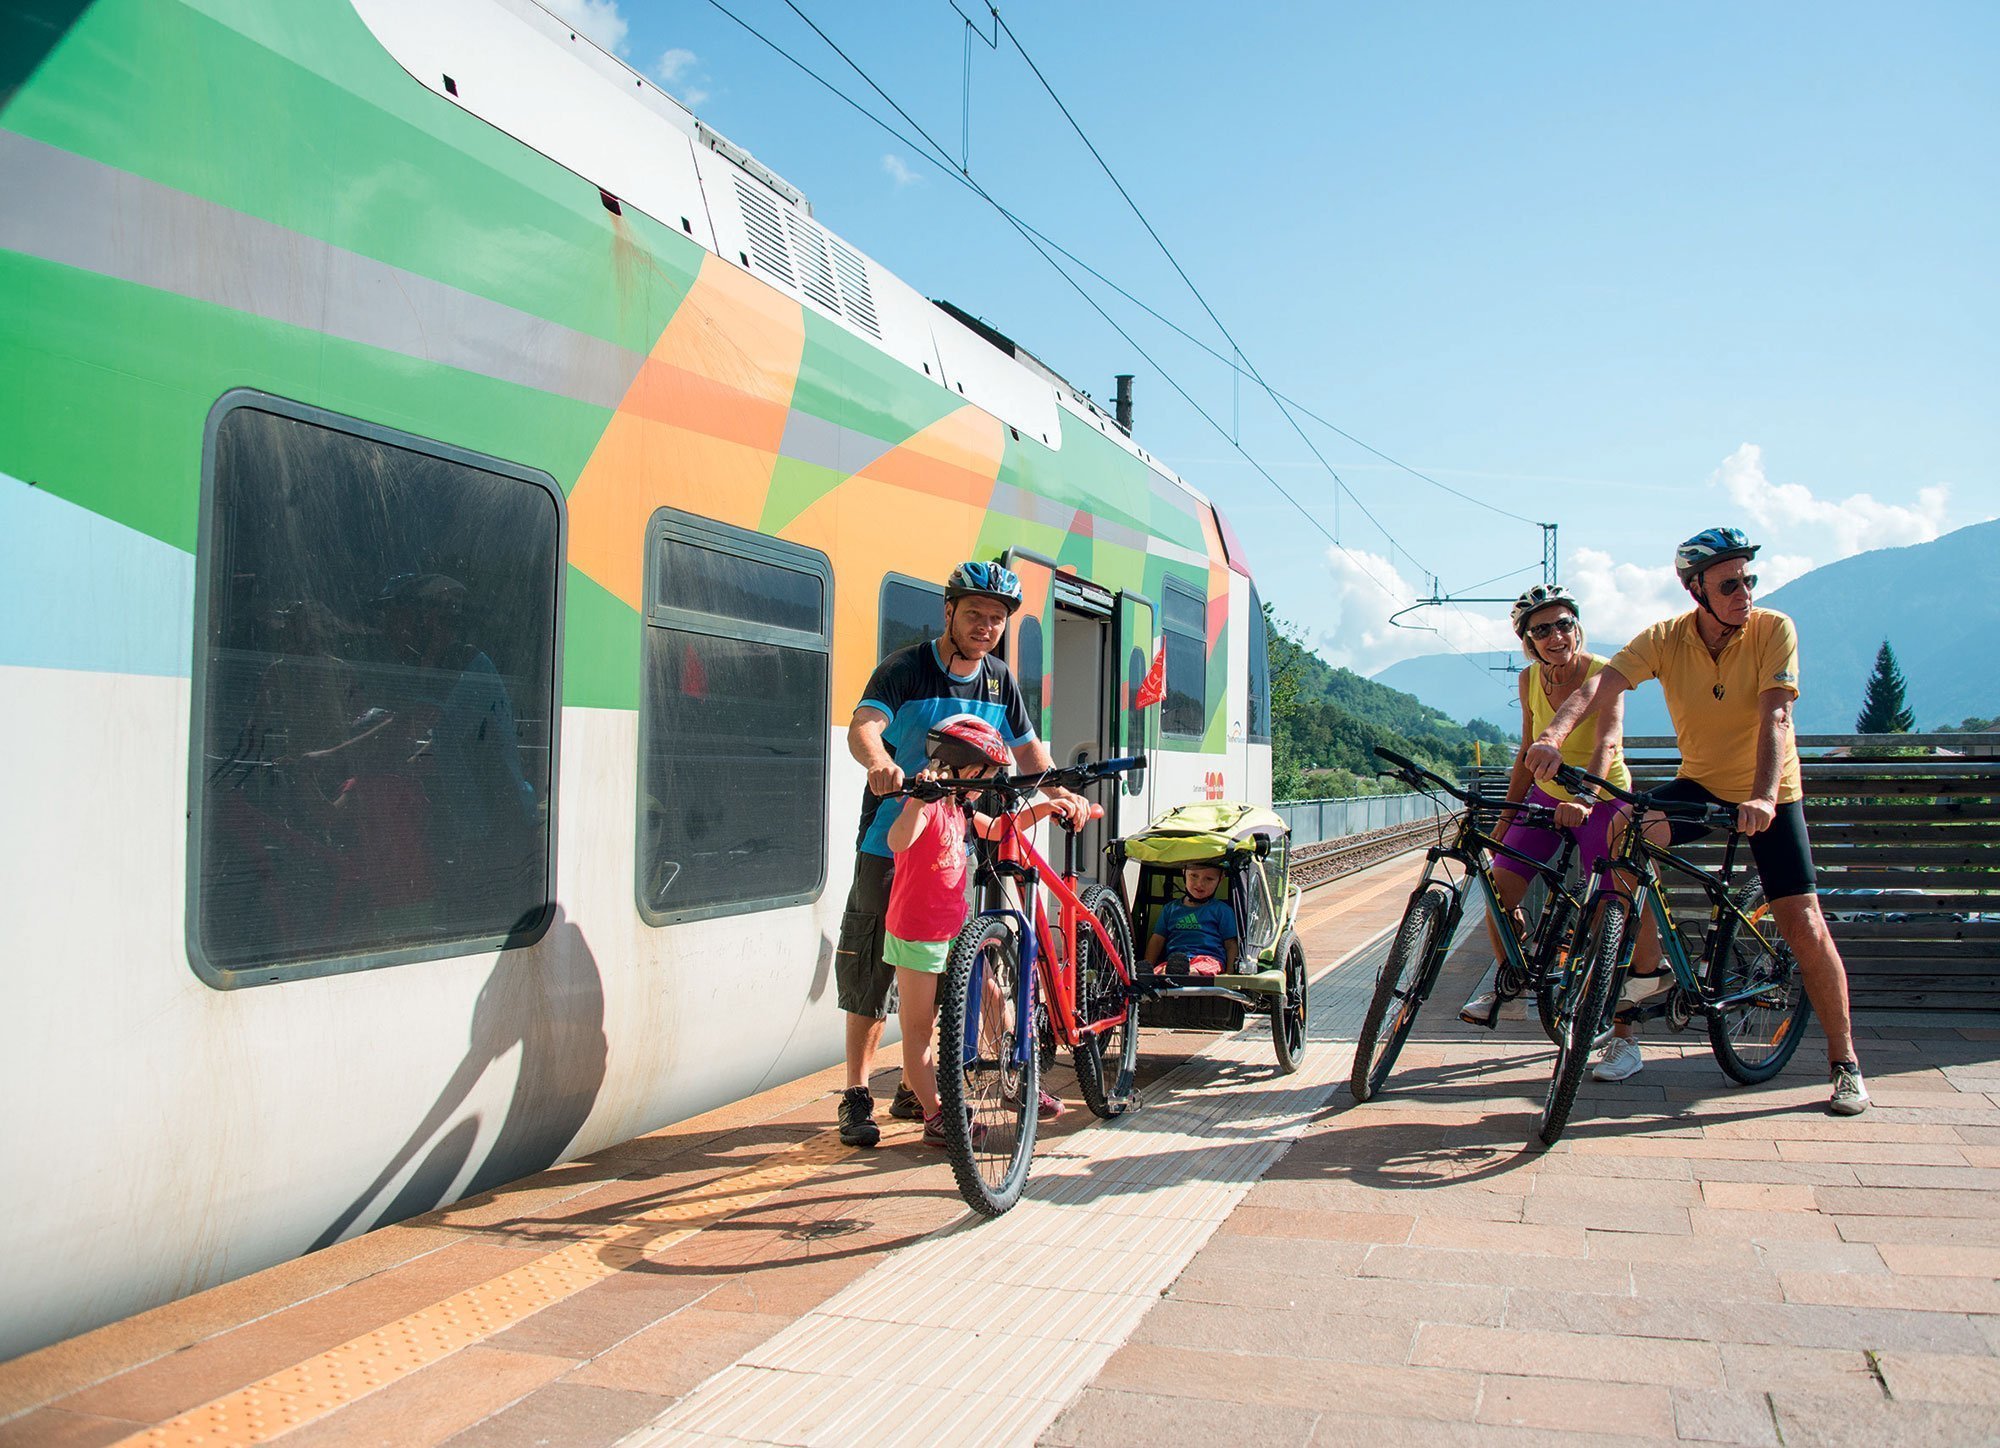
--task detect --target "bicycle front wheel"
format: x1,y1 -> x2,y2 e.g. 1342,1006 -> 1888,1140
1705,882 -> 1810,1084
1351,884 -> 1453,1103
1540,898 -> 1625,1147
1073,883 -> 1140,1118
937,916 -> 1040,1216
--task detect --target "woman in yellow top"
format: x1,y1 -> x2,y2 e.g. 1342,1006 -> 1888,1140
1461,584 -> 1631,1024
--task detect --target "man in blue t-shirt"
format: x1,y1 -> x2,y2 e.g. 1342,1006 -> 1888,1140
834,562 -> 1087,1147
1143,863 -> 1240,978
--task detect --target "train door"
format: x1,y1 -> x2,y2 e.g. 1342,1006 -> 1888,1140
1050,572 -> 1114,874
1113,589 -> 1157,838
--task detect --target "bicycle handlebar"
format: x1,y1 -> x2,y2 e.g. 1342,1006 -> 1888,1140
1552,763 -> 1738,833
895,755 -> 1145,803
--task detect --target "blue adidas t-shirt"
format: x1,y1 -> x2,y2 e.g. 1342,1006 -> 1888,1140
1157,897 -> 1238,960
855,641 -> 1036,858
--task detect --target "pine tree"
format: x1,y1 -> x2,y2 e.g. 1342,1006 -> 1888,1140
1855,640 -> 1916,734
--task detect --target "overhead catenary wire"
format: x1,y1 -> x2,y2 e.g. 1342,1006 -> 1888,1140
704,0 -> 1512,683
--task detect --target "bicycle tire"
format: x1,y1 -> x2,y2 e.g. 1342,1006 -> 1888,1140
1530,871 -> 1583,1047
1540,898 -> 1625,1147
1073,884 -> 1140,1118
1270,929 -> 1309,1074
937,915 -> 1039,1216
1351,884 -> 1453,1103
1705,882 -> 1810,1084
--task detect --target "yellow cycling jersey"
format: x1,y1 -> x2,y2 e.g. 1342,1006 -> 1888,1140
1529,654 -> 1630,803
1607,608 -> 1803,803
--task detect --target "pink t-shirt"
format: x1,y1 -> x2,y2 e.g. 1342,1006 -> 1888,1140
885,799 -> 971,943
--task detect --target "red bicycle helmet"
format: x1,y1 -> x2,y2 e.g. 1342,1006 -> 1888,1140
926,714 -> 1010,770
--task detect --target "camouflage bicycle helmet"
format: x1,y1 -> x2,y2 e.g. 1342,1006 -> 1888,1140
944,560 -> 1024,615
1674,527 -> 1760,587
926,714 -> 1010,770
1509,583 -> 1580,639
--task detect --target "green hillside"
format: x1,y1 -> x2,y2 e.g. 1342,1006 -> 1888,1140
1267,608 -> 1511,801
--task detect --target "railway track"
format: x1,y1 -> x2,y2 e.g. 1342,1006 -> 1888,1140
1293,812 -> 1463,890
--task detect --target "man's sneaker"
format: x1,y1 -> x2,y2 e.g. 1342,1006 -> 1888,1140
837,1086 -> 879,1148
1591,1036 -> 1644,1082
1829,1061 -> 1871,1115
1619,972 -> 1669,1007
888,1081 -> 924,1121
1459,989 -> 1501,1028
1037,1089 -> 1065,1121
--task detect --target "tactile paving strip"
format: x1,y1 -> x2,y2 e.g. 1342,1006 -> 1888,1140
619,926 -> 1401,1448
116,1132 -> 855,1448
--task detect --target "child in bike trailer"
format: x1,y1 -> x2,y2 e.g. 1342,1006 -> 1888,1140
885,715 -> 1066,1147
1143,862 -> 1240,977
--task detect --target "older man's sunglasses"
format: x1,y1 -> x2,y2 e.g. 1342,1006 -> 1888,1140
1713,574 -> 1758,597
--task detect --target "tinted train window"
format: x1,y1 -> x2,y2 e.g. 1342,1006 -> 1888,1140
639,511 -> 830,924
191,395 -> 562,986
1016,613 -> 1045,734
879,574 -> 943,659
1162,574 -> 1207,739
1248,583 -> 1272,743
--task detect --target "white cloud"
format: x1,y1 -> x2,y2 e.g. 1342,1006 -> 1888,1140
1712,443 -> 1948,561
882,153 -> 921,187
655,46 -> 709,107
540,0 -> 629,53
1565,547 -> 1685,651
1312,546 -> 1514,676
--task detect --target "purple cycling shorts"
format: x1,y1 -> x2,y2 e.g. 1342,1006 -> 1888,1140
1492,785 -> 1621,882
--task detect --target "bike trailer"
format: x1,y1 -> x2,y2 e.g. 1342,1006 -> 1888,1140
1110,801 -> 1308,1071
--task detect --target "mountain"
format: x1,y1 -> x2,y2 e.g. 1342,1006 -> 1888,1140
1756,520 -> 2000,731
1369,520 -> 2000,739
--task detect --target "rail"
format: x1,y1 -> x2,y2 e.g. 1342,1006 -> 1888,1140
1293,814 -> 1457,890
1274,790 -> 1450,847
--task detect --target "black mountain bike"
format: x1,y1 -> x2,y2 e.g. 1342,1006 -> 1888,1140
1535,762 -> 1812,1146
1351,749 -> 1592,1103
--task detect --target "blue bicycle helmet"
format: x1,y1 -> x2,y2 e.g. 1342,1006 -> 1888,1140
944,560 -> 1023,615
1674,527 -> 1760,587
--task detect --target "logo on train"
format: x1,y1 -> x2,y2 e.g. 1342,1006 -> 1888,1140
1202,771 -> 1225,801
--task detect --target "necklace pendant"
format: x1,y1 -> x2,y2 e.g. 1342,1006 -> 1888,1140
1712,683 -> 1725,700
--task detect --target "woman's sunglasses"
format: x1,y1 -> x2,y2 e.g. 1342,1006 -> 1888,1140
1712,574 -> 1758,597
1527,616 -> 1578,640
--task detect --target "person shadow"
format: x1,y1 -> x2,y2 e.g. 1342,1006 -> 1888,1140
308,905 -> 608,1250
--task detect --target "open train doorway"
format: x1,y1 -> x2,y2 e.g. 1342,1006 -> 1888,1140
1050,577 -> 1112,874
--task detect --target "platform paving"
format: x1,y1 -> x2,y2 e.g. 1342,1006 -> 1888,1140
2,854 -> 1995,1448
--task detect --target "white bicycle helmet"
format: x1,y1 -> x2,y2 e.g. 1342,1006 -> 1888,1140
1509,583 -> 1579,638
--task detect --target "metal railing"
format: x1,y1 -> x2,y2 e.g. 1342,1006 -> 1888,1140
1274,790 -> 1450,847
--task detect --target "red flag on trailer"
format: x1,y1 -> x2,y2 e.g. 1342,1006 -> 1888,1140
1135,641 -> 1166,708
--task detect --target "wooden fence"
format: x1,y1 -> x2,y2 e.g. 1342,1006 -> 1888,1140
1626,733 -> 2000,1012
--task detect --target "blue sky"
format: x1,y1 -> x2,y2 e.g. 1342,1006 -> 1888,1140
546,0 -> 1998,710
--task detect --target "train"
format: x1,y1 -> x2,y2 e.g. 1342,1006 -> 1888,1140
0,0 -> 1274,1358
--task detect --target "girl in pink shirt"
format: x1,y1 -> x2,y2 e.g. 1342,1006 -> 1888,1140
886,715 -> 1058,1144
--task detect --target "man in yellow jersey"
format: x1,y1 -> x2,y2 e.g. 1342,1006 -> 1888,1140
1525,528 -> 1867,1113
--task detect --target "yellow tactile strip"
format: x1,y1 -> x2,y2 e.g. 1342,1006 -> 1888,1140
116,1133 -> 853,1448
618,924 -> 1400,1448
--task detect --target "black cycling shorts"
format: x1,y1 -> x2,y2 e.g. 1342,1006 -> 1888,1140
1650,777 -> 1816,902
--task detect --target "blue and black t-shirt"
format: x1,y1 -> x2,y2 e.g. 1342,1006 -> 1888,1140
855,641 -> 1036,858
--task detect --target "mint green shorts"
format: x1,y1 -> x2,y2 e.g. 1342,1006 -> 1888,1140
883,932 -> 951,974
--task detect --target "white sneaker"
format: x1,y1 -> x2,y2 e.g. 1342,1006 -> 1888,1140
1592,1036 -> 1644,1081
1619,972 -> 1669,1007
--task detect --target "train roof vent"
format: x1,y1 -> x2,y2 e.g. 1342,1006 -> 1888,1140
828,236 -> 881,338
733,175 -> 795,288
785,211 -> 841,314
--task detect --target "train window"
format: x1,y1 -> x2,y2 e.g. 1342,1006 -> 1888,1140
878,574 -> 943,660
189,394 -> 563,988
1248,583 -> 1272,743
1016,613 -> 1045,733
639,510 -> 831,924
1161,574 -> 1207,739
